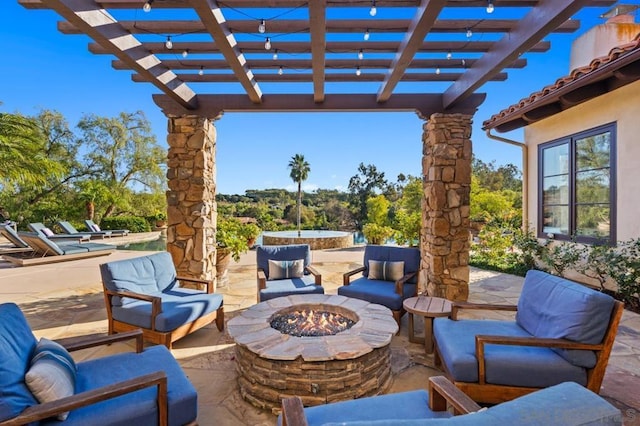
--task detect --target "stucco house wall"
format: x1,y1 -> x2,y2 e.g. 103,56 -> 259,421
524,78 -> 640,242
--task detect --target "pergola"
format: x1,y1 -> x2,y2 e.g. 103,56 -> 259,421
20,0 -> 615,299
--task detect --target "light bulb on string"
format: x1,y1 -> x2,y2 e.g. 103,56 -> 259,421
258,19 -> 266,34
358,49 -> 364,60
461,59 -> 466,68
198,66 -> 204,76
436,67 -> 440,75
165,36 -> 173,49
142,0 -> 152,12
356,66 -> 361,76
273,49 -> 278,60
264,37 -> 272,50
486,0 -> 494,13
466,28 -> 473,38
364,29 -> 370,41
369,0 -> 377,16
182,50 -> 188,58
446,51 -> 452,60
278,66 -> 284,75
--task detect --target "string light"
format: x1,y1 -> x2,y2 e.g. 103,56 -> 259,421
486,0 -> 495,14
364,29 -> 370,41
466,28 -> 473,38
278,66 -> 284,75
273,49 -> 278,60
436,67 -> 441,75
461,59 -> 466,67
198,66 -> 204,76
358,49 -> 364,60
446,51 -> 452,60
264,37 -> 272,50
142,0 -> 152,12
258,19 -> 266,34
165,36 -> 173,49
182,50 -> 188,58
356,66 -> 361,76
369,0 -> 377,16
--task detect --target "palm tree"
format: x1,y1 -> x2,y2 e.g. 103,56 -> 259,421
288,154 -> 311,236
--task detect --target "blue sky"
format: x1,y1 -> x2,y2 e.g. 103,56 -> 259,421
1,2 -> 617,194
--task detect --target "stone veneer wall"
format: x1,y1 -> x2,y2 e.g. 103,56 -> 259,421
420,113 -> 472,301
166,116 -> 217,286
261,233 -> 352,250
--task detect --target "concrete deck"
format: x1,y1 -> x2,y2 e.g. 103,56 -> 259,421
1,244 -> 639,425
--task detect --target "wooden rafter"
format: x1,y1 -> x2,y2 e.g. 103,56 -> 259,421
309,0 -> 326,103
377,0 -> 447,102
443,0 -> 595,108
39,0 -> 197,109
188,0 -> 262,103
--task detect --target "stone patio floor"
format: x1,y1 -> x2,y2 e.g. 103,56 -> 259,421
1,244 -> 639,425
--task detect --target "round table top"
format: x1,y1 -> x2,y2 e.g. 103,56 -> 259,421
403,296 -> 452,317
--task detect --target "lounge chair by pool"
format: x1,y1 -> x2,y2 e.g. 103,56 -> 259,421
57,221 -> 112,239
0,224 -> 33,254
85,219 -> 129,236
2,233 -> 114,266
28,222 -> 91,242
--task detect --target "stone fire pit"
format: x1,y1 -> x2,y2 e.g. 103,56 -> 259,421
227,294 -> 399,413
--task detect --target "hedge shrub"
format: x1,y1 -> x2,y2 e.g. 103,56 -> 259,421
100,216 -> 150,233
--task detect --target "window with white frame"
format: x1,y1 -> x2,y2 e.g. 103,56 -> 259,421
538,123 -> 616,244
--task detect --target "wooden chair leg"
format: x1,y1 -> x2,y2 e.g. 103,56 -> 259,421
215,306 -> 225,331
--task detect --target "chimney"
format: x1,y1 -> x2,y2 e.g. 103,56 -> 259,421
569,4 -> 640,71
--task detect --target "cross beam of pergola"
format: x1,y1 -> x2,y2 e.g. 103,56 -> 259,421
22,0 -> 616,117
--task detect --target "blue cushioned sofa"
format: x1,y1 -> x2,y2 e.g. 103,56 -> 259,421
256,244 -> 323,302
433,270 -> 624,404
338,245 -> 420,326
0,303 -> 197,425
100,252 -> 224,349
279,375 -> 621,426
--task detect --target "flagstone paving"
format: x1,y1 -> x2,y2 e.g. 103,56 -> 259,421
1,245 -> 639,425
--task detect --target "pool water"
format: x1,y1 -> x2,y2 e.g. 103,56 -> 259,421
117,238 -> 166,251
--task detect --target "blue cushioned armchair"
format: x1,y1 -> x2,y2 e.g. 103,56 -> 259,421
100,252 -> 224,349
0,303 -> 198,426
433,270 -> 624,404
256,244 -> 323,302
279,376 -> 621,426
338,245 -> 420,326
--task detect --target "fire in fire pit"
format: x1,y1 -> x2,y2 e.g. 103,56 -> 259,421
271,308 -> 355,337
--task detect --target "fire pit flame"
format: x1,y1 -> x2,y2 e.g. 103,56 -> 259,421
271,308 -> 356,337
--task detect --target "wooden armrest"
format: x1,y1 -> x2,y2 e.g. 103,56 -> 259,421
305,265 -> 322,285
475,335 -> 603,384
281,396 -> 309,426
395,271 -> 417,295
428,376 -> 481,415
451,302 -> 517,320
105,290 -> 162,331
177,275 -> 214,293
0,372 -> 167,426
57,330 -> 144,353
343,266 -> 366,286
257,269 -> 267,290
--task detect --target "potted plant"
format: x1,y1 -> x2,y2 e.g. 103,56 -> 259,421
215,217 -> 251,287
154,212 -> 167,228
241,223 -> 261,248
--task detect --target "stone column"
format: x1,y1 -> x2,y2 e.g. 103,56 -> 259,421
166,116 -> 217,287
420,113 -> 472,301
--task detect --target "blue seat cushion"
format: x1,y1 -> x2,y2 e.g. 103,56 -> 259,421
277,390 -> 451,426
112,288 -> 223,332
256,244 -> 312,280
338,277 -> 417,311
43,345 -> 197,426
363,245 -> 420,284
259,276 -> 324,302
516,270 -> 615,368
433,318 -> 587,388
0,303 -> 38,422
100,252 -> 178,306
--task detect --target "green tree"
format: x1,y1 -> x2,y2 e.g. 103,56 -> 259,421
287,154 -> 310,236
366,195 -> 391,226
348,163 -> 388,229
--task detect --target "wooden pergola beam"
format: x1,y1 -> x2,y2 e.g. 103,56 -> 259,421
40,0 -> 197,109
113,58 -> 528,70
377,0 -> 447,102
188,0 -> 261,103
58,18 -> 581,35
443,0 -> 594,108
90,41 -> 552,55
309,0 -> 326,103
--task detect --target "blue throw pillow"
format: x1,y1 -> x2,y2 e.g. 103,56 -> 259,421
25,338 -> 77,420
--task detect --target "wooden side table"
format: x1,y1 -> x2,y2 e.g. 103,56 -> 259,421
403,296 -> 452,354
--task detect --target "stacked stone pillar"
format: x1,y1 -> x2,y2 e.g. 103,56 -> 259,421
166,116 -> 217,286
420,113 -> 472,301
